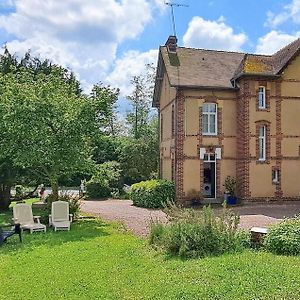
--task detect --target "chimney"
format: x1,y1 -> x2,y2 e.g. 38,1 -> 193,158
165,35 -> 177,53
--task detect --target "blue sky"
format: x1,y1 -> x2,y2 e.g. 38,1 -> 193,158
0,0 -> 300,112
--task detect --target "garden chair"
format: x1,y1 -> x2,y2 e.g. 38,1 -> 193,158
13,203 -> 46,233
49,201 -> 73,231
0,223 -> 22,246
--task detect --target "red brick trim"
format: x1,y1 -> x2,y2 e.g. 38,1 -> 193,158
203,95 -> 217,103
175,90 -> 185,203
236,80 -> 251,199
186,95 -> 235,101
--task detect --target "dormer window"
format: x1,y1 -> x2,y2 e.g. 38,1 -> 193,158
258,86 -> 266,109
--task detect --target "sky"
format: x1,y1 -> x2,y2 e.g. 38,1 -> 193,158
0,0 -> 300,112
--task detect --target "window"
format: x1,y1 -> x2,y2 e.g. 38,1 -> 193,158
203,153 -> 216,162
272,169 -> 279,183
258,125 -> 266,161
258,86 -> 266,109
202,103 -> 217,135
171,104 -> 175,138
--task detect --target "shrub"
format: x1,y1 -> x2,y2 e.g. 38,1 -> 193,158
264,216 -> 300,255
130,179 -> 175,208
86,180 -> 111,199
149,204 -> 251,258
86,161 -> 122,199
15,185 -> 24,198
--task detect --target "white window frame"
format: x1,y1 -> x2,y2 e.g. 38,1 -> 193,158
272,169 -> 279,183
202,103 -> 217,136
259,125 -> 266,161
258,86 -> 266,109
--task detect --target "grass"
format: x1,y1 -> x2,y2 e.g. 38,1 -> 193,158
9,197 -> 40,208
1,210 -> 300,299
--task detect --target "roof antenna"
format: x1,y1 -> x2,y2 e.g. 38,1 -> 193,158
165,1 -> 188,36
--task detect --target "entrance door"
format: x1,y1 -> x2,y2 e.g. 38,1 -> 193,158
203,154 -> 216,198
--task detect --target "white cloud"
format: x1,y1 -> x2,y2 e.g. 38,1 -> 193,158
106,49 -> 158,97
266,0 -> 300,28
256,30 -> 300,54
182,16 -> 247,51
0,0 -> 154,92
0,0 -> 15,8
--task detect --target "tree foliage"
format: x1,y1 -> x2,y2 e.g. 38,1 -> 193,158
0,49 -> 110,207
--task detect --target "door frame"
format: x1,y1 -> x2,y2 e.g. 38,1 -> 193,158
203,153 -> 217,199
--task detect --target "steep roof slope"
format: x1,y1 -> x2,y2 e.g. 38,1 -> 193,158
160,46 -> 245,89
153,37 -> 300,107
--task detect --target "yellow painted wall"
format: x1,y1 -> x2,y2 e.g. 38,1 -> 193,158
249,163 -> 275,197
183,159 -> 200,195
182,90 -> 238,198
282,55 -> 300,81
220,160 -> 236,193
221,100 -> 237,136
222,139 -> 236,157
162,159 -> 172,181
185,98 -> 199,136
184,137 -> 198,157
281,54 -> 300,135
282,138 -> 300,156
280,54 -> 300,197
160,73 -> 176,109
161,104 -> 173,141
281,161 -> 300,197
281,101 -> 300,136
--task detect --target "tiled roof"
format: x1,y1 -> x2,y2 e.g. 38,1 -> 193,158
272,38 -> 300,74
160,37 -> 300,88
160,46 -> 244,89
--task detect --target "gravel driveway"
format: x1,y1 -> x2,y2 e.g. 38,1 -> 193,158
81,199 -> 300,237
81,200 -> 167,237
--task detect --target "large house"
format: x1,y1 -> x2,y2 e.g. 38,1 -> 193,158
153,36 -> 300,205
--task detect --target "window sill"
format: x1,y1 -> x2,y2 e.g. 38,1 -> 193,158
257,159 -> 267,164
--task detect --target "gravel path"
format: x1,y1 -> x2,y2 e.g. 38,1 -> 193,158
81,200 -> 167,237
81,200 -> 300,237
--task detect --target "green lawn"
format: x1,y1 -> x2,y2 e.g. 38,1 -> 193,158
1,211 -> 300,300
9,197 -> 40,208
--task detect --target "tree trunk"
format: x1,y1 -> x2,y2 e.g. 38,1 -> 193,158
50,177 -> 59,200
0,185 -> 11,211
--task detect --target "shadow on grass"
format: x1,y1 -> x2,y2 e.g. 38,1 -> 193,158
0,218 -> 111,255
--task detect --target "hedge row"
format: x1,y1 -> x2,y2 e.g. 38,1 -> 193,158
130,179 -> 175,208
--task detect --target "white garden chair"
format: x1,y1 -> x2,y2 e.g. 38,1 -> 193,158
49,201 -> 73,231
13,203 -> 46,234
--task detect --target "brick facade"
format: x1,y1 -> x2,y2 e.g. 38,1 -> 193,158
174,90 -> 185,203
156,37 -> 300,205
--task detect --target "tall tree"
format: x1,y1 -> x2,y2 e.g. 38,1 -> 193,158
90,83 -> 119,136
118,64 -> 159,183
0,50 -> 106,207
126,63 -> 156,139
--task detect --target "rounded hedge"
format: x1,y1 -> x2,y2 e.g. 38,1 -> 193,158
264,216 -> 300,255
130,179 -> 175,208
86,180 -> 111,199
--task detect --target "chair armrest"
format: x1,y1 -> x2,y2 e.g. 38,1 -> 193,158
69,214 -> 73,222
33,216 -> 41,224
